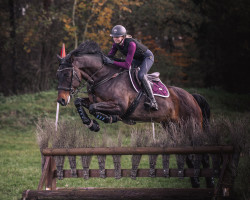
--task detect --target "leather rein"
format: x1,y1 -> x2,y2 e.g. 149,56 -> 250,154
57,62 -> 127,97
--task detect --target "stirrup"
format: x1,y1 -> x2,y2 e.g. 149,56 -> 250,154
144,100 -> 158,111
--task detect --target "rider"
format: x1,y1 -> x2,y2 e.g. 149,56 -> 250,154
103,25 -> 158,111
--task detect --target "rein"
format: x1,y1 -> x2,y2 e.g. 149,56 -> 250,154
57,61 -> 128,97
88,69 -> 128,92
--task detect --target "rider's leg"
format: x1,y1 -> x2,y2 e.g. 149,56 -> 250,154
138,50 -> 158,111
140,75 -> 158,111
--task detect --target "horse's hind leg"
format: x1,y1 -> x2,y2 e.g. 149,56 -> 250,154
202,154 -> 215,188
186,155 -> 200,188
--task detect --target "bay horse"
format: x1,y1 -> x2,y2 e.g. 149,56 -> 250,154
56,40 -> 213,188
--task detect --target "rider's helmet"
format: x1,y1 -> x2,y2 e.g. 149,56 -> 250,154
110,25 -> 127,37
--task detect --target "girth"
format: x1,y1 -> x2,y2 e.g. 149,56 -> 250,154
121,91 -> 143,119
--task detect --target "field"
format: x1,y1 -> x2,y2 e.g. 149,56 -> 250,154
0,88 -> 249,200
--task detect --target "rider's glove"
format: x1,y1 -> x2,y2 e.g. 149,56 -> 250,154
103,56 -> 114,65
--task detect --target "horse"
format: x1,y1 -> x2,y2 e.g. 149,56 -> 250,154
56,40 -> 213,188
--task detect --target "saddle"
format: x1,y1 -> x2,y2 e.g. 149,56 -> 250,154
121,67 -> 170,123
129,67 -> 170,98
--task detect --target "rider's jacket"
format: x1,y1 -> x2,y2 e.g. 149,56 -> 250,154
115,38 -> 147,60
108,38 -> 148,70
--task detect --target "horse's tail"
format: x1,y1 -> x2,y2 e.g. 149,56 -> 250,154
192,93 -> 210,130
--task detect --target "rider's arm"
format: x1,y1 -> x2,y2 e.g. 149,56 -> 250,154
113,41 -> 136,70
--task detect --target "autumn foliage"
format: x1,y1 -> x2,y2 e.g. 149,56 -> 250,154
1,0 -> 249,95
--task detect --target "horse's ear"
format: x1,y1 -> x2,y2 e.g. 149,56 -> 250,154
65,54 -> 72,62
57,54 -> 62,62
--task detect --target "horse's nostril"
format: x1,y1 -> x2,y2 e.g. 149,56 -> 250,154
61,99 -> 66,106
58,98 -> 66,106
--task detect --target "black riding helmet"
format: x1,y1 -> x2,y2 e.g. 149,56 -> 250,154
110,25 -> 127,37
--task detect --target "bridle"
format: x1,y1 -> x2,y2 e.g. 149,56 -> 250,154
57,60 -> 127,97
56,61 -> 105,96
57,63 -> 82,96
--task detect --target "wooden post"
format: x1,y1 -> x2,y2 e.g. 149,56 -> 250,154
37,156 -> 51,190
46,156 -> 57,190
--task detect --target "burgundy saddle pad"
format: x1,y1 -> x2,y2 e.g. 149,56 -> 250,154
129,68 -> 170,98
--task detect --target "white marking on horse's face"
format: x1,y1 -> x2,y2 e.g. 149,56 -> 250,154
67,95 -> 71,105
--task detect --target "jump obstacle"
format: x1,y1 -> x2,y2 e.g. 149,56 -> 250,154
22,146 -> 236,200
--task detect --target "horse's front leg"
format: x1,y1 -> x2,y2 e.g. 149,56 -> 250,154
76,98 -> 121,124
74,98 -> 100,132
89,101 -> 123,124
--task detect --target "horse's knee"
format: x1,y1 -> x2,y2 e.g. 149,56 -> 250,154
89,104 -> 96,114
74,97 -> 82,107
89,119 -> 100,132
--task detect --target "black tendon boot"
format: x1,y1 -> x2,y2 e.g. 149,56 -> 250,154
94,112 -> 119,124
141,75 -> 158,111
74,98 -> 100,132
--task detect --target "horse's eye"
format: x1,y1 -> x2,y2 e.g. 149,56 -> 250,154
64,73 -> 70,78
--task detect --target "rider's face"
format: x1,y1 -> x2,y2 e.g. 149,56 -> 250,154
113,36 -> 124,44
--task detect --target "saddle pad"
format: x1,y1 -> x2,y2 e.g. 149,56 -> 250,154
129,68 -> 170,98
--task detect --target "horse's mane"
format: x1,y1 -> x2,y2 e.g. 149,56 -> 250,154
69,40 -> 103,57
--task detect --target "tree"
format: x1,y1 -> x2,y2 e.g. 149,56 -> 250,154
61,0 -> 141,51
192,0 -> 250,92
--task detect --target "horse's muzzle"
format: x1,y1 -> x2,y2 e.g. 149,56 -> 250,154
57,98 -> 67,106
57,91 -> 71,106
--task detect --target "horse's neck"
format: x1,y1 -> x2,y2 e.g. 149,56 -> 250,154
94,64 -> 120,83
77,54 -> 117,82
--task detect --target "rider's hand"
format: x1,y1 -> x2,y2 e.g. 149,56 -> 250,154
103,56 -> 114,65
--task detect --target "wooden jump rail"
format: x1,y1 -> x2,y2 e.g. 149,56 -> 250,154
22,146 -> 235,200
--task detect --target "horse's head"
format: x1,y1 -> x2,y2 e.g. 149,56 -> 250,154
56,54 -> 82,106
56,40 -> 107,106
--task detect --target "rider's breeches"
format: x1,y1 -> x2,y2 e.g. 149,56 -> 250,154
138,49 -> 154,81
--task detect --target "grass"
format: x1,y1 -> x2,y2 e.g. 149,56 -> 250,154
0,88 -> 249,200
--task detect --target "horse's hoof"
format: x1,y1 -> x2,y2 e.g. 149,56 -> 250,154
89,119 -> 100,132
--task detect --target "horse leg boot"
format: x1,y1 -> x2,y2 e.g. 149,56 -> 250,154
93,112 -> 119,124
186,155 -> 200,188
202,154 -> 215,188
74,98 -> 100,132
141,75 -> 158,111
76,98 -> 119,124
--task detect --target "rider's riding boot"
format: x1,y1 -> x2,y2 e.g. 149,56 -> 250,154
141,75 -> 158,111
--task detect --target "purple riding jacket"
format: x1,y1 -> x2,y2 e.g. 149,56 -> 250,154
108,41 -> 136,70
